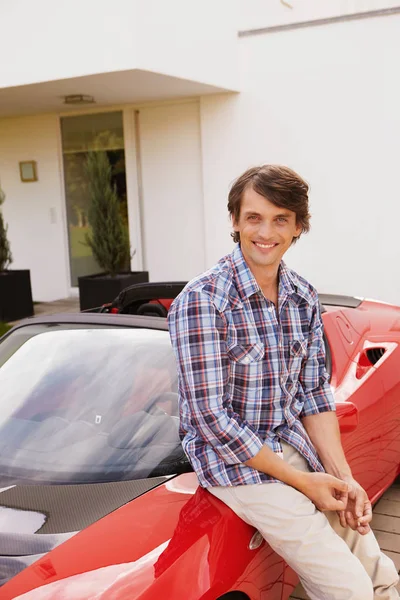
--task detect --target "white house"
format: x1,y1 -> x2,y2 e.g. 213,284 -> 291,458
0,0 -> 399,304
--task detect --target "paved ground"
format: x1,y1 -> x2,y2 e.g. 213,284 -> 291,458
290,480 -> 400,598
9,297 -> 80,325
33,297 -> 80,316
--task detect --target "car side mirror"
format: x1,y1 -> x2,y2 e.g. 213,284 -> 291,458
336,402 -> 359,434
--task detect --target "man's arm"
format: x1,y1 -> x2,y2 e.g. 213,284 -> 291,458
168,290 -> 349,513
299,299 -> 372,533
302,411 -> 351,479
302,412 -> 372,533
168,289 -> 264,465
244,444 -> 349,512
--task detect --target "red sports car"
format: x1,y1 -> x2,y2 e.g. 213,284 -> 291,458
0,286 -> 399,600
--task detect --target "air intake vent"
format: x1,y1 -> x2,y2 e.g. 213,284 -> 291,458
366,347 -> 386,365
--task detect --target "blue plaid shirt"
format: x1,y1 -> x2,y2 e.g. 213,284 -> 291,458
168,245 -> 335,487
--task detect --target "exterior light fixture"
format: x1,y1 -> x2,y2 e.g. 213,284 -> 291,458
63,94 -> 96,105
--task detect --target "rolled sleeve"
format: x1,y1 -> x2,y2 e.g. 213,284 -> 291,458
299,300 -> 336,418
168,290 -> 264,465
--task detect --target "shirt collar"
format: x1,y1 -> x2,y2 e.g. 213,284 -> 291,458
280,261 -> 311,303
230,244 -> 310,304
230,245 -> 260,301
278,260 -> 296,296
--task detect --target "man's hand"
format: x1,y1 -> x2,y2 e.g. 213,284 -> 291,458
297,472 -> 349,512
337,476 -> 372,535
300,412 -> 372,534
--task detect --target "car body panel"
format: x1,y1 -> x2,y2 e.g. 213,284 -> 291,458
0,474 -> 285,600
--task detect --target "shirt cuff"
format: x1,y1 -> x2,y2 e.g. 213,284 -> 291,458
216,425 -> 264,465
301,381 -> 336,417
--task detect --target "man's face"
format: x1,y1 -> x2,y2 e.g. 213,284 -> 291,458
233,186 -> 302,272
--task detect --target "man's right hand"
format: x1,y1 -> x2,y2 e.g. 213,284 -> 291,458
296,472 -> 348,512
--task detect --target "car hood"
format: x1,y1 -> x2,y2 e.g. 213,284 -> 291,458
0,473 -> 207,600
0,475 -> 172,593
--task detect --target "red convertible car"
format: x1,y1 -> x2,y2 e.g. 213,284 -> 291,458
0,284 -> 399,600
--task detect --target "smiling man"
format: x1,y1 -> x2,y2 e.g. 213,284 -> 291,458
168,165 -> 399,599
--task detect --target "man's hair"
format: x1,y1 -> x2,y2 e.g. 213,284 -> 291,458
227,165 -> 311,244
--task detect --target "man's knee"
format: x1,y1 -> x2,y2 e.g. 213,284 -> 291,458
374,551 -> 400,592
303,569 -> 374,600
348,571 -> 374,600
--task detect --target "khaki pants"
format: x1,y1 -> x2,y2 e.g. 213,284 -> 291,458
208,443 -> 399,600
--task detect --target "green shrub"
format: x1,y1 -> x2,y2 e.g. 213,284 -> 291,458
0,185 -> 12,272
84,151 -> 130,277
0,322 -> 11,336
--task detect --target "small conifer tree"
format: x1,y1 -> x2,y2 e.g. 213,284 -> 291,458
0,185 -> 12,272
84,151 -> 130,277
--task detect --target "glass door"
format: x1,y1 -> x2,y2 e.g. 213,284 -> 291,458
60,111 -> 129,286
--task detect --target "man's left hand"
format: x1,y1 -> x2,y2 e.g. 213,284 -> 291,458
338,476 -> 372,535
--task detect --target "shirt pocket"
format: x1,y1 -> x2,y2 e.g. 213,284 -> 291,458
227,341 -> 265,364
288,338 -> 307,379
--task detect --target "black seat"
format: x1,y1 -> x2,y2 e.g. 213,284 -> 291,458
136,302 -> 168,318
111,281 -> 187,315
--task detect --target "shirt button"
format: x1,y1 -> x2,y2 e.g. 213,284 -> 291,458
243,356 -> 251,364
280,375 -> 285,385
268,306 -> 274,313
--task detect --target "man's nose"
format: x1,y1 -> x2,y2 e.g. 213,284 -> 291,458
258,220 -> 274,239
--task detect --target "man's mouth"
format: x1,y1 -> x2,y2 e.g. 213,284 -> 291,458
253,242 -> 278,249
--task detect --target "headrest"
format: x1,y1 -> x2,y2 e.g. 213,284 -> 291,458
108,411 -> 178,450
148,392 -> 179,411
136,303 -> 168,318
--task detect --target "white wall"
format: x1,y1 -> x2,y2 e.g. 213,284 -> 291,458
138,101 -> 206,281
2,6 -> 399,305
239,0 -> 400,31
200,13 -> 400,304
0,115 -> 70,301
0,0 -> 238,92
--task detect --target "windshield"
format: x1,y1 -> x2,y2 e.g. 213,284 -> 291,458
0,324 -> 186,485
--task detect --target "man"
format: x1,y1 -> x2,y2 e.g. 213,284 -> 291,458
167,165 -> 399,599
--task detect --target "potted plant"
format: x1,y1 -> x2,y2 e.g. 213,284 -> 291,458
77,151 -> 148,310
0,185 -> 34,322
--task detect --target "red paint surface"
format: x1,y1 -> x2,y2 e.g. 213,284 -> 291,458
1,474 -> 284,600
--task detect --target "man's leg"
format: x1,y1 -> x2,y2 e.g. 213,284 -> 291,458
209,480 -> 373,600
209,442 -> 398,599
326,509 -> 399,599
282,441 -> 399,599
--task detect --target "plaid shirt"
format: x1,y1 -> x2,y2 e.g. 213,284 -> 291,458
168,245 -> 335,487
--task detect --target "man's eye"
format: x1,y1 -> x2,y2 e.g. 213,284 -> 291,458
248,215 -> 259,221
276,217 -> 288,223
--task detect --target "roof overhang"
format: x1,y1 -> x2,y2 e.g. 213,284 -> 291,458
0,68 -> 234,118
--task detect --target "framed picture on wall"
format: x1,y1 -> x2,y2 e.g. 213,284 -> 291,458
19,161 -> 38,182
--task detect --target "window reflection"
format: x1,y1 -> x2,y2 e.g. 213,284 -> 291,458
0,327 -> 186,484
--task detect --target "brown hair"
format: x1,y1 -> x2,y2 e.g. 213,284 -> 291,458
227,165 -> 311,244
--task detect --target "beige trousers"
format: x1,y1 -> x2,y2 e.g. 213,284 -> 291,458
209,443 -> 399,600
